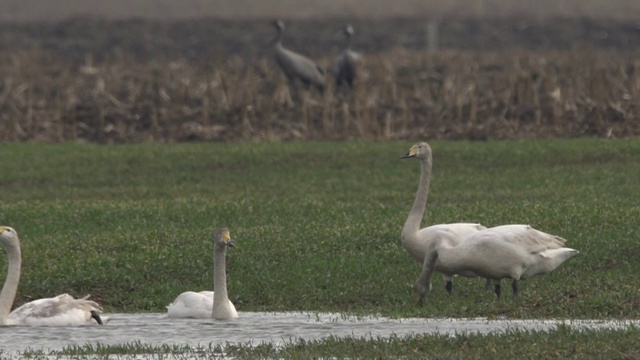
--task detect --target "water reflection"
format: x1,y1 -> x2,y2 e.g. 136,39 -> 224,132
0,312 -> 637,354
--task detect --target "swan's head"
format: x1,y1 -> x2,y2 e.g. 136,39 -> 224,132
0,226 -> 19,248
215,227 -> 235,248
401,142 -> 431,160
412,278 -> 432,306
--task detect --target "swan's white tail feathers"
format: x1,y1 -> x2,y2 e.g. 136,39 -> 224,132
538,247 -> 579,259
552,235 -> 568,246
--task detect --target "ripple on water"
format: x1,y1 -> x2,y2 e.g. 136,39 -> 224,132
0,312 -> 638,354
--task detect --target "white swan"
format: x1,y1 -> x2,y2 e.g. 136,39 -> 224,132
401,142 -> 489,293
167,227 -> 238,320
413,224 -> 579,303
0,226 -> 106,326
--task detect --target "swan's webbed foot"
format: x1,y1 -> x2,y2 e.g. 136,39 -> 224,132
512,279 -> 519,297
494,283 -> 501,299
445,280 -> 453,294
90,310 -> 104,325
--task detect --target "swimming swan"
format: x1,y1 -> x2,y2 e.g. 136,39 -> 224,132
0,226 -> 106,326
167,227 -> 238,320
413,224 -> 579,303
401,142 -> 488,293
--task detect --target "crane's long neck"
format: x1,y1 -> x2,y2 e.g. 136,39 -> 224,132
402,154 -> 433,239
213,244 -> 229,306
0,243 -> 21,325
345,34 -> 353,50
274,27 -> 283,47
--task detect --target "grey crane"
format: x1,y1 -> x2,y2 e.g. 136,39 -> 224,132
271,20 -> 325,91
334,24 -> 361,87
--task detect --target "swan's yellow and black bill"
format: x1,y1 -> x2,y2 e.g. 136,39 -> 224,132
223,230 -> 235,247
401,146 -> 418,159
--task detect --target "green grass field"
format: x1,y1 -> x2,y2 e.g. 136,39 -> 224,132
14,326 -> 638,359
1,139 -> 639,358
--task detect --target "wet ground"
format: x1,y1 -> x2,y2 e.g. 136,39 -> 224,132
0,312 -> 638,355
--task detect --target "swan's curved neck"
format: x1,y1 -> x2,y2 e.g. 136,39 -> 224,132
0,243 -> 20,324
402,154 -> 433,239
212,244 -> 229,306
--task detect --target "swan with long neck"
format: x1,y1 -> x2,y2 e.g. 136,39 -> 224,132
0,226 -> 105,326
413,224 -> 579,303
167,227 -> 238,319
401,142 -> 488,293
272,20 -> 325,91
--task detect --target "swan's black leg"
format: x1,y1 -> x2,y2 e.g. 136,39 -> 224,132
494,283 -> 501,299
445,280 -> 453,294
90,310 -> 104,325
512,279 -> 519,297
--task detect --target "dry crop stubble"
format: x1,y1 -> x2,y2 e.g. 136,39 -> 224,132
1,47 -> 640,142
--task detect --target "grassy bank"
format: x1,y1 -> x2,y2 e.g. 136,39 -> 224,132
16,327 -> 640,359
0,139 -> 639,319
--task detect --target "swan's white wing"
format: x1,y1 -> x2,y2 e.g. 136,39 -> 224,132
418,223 -> 487,247
197,291 -> 214,298
166,291 -> 213,319
488,225 -> 567,252
8,293 -> 104,326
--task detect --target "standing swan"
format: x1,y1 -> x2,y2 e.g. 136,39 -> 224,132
167,227 -> 238,320
413,224 -> 579,303
271,20 -> 325,91
0,226 -> 105,326
401,142 -> 488,293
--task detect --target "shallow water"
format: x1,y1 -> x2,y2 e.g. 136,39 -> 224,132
0,312 -> 638,354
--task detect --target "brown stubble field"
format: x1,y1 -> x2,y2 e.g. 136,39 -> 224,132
1,16 -> 640,142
